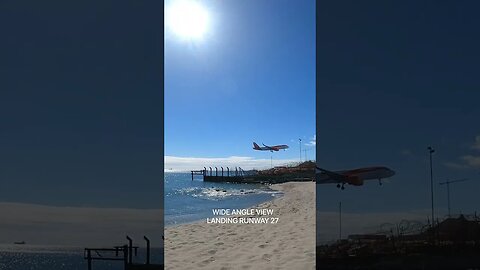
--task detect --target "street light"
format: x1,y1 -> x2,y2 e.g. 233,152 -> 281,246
427,146 -> 435,230
299,138 -> 302,163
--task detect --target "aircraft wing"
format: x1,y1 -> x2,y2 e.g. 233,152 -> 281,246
316,167 -> 348,184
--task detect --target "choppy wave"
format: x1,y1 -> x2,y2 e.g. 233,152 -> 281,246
165,173 -> 284,225
168,187 -> 282,201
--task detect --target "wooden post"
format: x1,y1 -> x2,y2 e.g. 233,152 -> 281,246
87,249 -> 92,270
144,236 -> 150,265
126,236 -> 133,265
191,171 -> 194,181
123,245 -> 128,269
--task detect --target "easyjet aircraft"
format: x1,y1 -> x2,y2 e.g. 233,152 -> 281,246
316,166 -> 395,189
253,142 -> 289,152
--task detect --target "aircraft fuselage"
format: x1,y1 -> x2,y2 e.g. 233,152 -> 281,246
316,166 -> 395,187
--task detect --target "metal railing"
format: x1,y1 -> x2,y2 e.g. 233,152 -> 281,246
84,235 -> 154,270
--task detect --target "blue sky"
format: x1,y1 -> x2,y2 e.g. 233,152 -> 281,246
164,0 -> 316,170
316,1 -> 480,222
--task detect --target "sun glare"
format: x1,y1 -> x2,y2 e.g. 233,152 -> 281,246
166,0 -> 210,40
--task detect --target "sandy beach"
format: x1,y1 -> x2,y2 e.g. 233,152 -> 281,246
165,182 -> 315,270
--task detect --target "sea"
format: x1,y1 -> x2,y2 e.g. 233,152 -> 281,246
164,172 -> 283,226
0,245 -> 163,270
0,173 -> 280,269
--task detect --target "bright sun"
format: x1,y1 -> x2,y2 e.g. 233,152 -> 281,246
166,0 -> 210,40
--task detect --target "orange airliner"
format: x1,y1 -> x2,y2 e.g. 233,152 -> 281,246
316,166 -> 395,189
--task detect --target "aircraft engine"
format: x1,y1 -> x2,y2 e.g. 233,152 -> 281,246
348,176 -> 364,186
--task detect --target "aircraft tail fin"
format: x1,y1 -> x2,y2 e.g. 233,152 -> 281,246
253,142 -> 261,150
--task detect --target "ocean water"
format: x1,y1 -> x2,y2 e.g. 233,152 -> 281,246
165,172 -> 282,225
0,245 -> 163,270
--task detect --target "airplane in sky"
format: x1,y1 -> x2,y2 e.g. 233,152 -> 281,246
253,142 -> 289,152
316,166 -> 395,189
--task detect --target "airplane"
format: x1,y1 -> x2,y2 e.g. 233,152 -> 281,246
316,166 -> 395,190
253,142 -> 289,152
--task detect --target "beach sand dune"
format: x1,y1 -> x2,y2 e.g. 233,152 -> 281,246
165,182 -> 315,269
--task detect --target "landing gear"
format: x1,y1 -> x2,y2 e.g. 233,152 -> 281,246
337,183 -> 345,190
378,179 -> 383,186
337,184 -> 341,188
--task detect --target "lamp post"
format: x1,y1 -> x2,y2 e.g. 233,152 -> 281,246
299,138 -> 302,163
428,146 -> 435,230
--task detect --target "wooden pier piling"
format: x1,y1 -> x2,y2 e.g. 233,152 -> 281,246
191,170 -> 205,180
84,235 -> 163,270
190,166 -> 251,183
191,162 -> 316,184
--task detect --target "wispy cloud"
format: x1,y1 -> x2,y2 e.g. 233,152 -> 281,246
165,156 -> 299,172
445,135 -> 480,170
0,203 -> 163,247
471,135 -> 480,150
444,161 -> 470,170
305,135 -> 316,146
460,155 -> 480,168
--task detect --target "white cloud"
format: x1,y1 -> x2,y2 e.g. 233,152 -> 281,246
0,203 -> 163,247
461,155 -> 480,168
445,156 -> 480,170
444,161 -> 469,170
305,135 -> 316,146
445,136 -> 480,170
164,156 -> 299,172
471,135 -> 480,150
